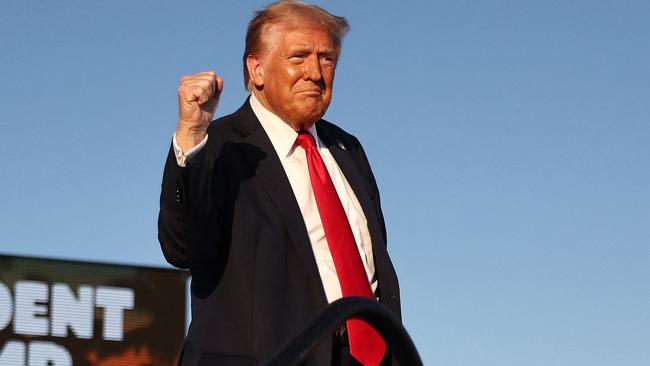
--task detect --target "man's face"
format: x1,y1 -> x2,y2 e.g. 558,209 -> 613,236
254,22 -> 338,130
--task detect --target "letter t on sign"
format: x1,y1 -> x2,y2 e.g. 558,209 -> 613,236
95,286 -> 134,341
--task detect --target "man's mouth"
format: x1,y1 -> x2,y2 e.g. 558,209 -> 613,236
297,89 -> 322,96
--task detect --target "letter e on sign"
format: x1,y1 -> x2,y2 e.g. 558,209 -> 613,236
14,281 -> 49,336
51,284 -> 94,339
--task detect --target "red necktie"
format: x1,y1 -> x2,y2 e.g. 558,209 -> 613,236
295,131 -> 386,366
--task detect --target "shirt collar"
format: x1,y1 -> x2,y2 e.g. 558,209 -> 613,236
249,93 -> 320,159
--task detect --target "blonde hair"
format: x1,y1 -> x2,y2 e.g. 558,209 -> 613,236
243,0 -> 349,90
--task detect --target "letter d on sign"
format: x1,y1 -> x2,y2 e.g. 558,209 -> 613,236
0,282 -> 12,331
29,341 -> 72,366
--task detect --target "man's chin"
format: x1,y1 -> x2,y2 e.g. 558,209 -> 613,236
291,103 -> 327,122
290,111 -> 326,130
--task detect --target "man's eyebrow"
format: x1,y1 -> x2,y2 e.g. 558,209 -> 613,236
286,46 -> 337,54
287,46 -> 312,54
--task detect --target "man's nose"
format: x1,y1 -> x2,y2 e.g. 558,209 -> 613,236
303,55 -> 322,81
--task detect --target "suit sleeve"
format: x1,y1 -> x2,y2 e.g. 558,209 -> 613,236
158,137 -> 224,271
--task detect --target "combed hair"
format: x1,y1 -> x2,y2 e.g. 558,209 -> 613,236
242,0 -> 350,90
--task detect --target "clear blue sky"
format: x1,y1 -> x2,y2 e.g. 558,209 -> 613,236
2,1 -> 649,365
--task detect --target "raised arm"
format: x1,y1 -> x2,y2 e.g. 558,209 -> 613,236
158,71 -> 224,270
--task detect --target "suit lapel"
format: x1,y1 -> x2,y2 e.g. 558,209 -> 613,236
234,101 -> 328,304
316,123 -> 385,247
317,123 -> 400,308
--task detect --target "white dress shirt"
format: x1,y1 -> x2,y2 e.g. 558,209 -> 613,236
173,94 -> 377,303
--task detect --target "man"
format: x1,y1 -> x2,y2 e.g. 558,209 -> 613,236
158,2 -> 400,365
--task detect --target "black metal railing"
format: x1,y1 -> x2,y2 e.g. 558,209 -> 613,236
261,296 -> 423,366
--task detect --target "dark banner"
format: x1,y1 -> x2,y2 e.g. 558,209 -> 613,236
0,254 -> 187,365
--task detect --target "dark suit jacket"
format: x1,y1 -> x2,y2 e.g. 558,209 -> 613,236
158,99 -> 401,366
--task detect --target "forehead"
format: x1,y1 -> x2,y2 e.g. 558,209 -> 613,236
261,21 -> 336,52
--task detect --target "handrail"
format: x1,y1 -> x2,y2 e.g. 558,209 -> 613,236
261,296 -> 423,366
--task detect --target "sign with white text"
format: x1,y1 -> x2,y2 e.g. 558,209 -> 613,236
0,254 -> 187,366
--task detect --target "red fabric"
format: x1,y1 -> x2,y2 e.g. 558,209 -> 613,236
296,131 -> 386,366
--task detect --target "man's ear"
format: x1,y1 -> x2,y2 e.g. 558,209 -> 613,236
246,55 -> 265,88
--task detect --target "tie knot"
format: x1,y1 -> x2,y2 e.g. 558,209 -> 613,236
295,131 -> 316,150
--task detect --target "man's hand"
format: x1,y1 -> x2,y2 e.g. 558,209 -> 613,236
175,70 -> 223,152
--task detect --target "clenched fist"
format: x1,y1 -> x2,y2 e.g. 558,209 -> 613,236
175,70 -> 223,152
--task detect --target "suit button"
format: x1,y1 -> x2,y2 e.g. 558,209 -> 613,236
176,183 -> 184,205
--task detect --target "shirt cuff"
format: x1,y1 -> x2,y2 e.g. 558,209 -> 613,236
172,133 -> 208,167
